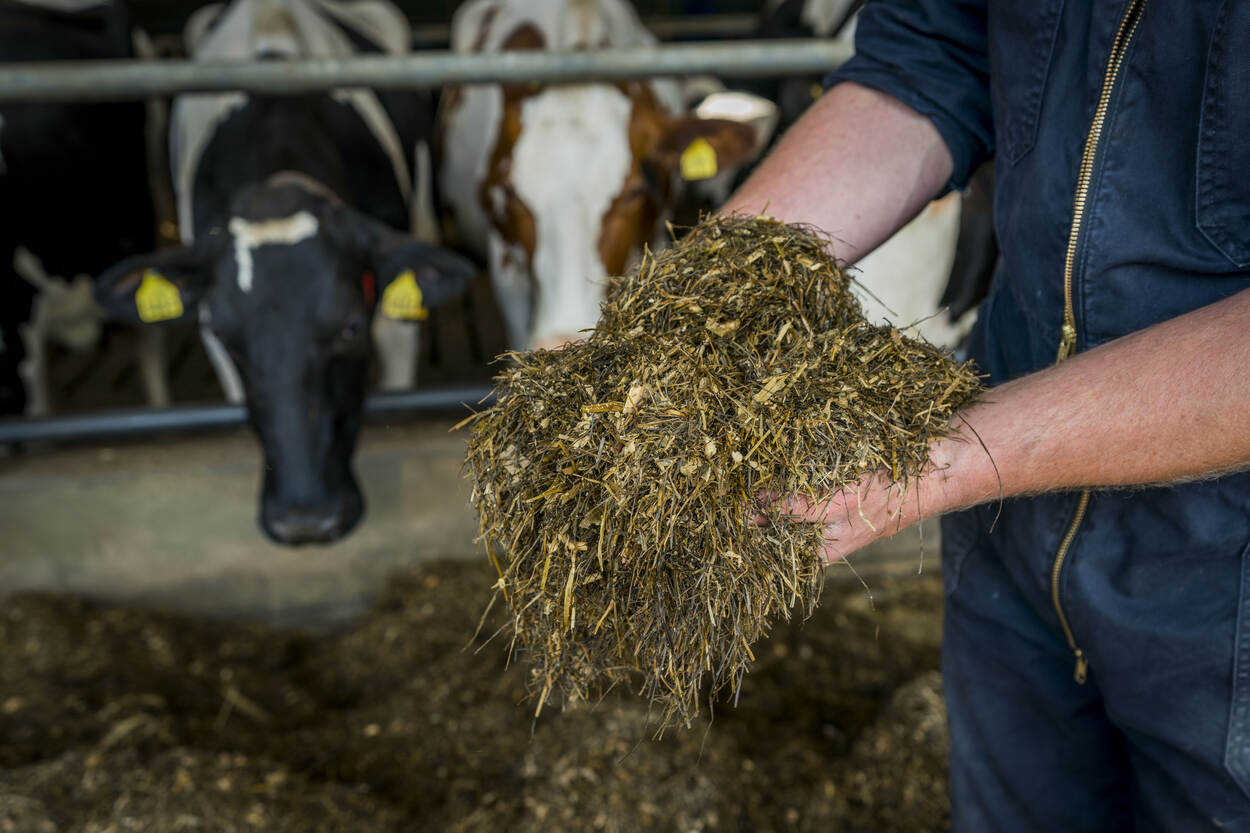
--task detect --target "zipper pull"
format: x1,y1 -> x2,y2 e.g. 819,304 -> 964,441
1073,649 -> 1088,684
1056,322 -> 1077,362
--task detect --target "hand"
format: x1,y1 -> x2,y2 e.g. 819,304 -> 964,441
761,471 -> 924,564
760,422 -> 989,564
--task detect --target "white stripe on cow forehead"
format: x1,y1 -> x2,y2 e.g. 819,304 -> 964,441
228,211 -> 320,293
510,85 -> 633,347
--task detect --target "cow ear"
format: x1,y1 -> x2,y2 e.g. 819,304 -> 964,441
691,91 -> 779,160
337,207 -> 478,322
94,246 -> 213,326
652,116 -> 759,183
373,240 -> 478,323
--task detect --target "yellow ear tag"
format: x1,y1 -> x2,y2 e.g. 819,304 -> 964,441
135,270 -> 184,323
380,269 -> 429,321
810,82 -> 824,101
680,137 -> 719,181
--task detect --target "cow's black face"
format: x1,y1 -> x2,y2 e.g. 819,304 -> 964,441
206,189 -> 373,543
95,183 -> 477,546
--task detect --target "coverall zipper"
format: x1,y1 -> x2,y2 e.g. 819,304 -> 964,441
1050,0 -> 1147,685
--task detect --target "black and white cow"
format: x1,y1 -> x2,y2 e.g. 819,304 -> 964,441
727,0 -> 996,349
95,0 -> 475,545
0,0 -> 156,415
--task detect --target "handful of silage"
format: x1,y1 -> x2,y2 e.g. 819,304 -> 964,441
463,215 -> 981,726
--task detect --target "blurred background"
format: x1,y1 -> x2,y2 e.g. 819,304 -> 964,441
0,4 -> 958,830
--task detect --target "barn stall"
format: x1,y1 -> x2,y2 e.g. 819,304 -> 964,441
0,4 -> 950,831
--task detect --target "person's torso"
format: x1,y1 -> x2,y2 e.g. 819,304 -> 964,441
986,0 -> 1250,381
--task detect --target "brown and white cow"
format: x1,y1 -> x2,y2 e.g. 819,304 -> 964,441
438,0 -> 777,351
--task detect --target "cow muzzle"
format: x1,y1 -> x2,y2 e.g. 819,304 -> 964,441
261,495 -> 362,546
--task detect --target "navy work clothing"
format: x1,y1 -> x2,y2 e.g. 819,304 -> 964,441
829,0 -> 1250,829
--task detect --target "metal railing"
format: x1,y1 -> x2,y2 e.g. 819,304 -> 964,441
0,39 -> 850,103
0,385 -> 495,446
1,30 -> 849,446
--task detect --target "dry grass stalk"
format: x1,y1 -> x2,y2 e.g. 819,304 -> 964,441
462,215 -> 981,727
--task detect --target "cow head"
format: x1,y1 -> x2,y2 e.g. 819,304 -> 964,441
480,80 -> 765,351
95,182 -> 475,545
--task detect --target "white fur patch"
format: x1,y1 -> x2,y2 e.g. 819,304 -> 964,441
799,0 -> 858,38
694,91 -> 779,156
199,305 -> 246,403
487,235 -> 535,348
855,193 -> 972,349
439,83 -> 502,257
410,139 -> 439,242
228,211 -> 319,292
509,86 -> 633,348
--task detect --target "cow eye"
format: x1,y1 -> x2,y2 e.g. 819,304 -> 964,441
335,318 -> 366,350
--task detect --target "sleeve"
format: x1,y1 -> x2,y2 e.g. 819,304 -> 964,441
826,0 -> 993,192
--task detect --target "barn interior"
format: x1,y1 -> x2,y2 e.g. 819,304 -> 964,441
0,2 -> 952,831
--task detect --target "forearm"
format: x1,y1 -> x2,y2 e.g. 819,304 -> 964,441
720,82 -> 954,264
934,288 -> 1250,512
798,287 -> 1250,563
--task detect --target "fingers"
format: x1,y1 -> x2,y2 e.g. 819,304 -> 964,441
752,484 -> 895,565
819,525 -> 843,565
820,535 -> 847,565
755,490 -> 837,523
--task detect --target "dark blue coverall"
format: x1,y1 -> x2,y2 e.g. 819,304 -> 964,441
830,1 -> 1250,829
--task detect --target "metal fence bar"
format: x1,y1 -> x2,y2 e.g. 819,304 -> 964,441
0,40 -> 851,103
409,14 -> 761,46
0,384 -> 495,446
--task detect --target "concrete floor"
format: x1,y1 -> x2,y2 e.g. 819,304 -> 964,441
0,419 -> 478,625
1,420 -> 938,626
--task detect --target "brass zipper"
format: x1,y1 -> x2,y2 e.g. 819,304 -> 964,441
1050,0 -> 1147,685
1051,490 -> 1091,683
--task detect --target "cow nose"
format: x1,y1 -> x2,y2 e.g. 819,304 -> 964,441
532,333 -> 582,351
265,505 -> 349,545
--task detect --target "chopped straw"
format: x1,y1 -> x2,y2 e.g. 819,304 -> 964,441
462,215 -> 981,727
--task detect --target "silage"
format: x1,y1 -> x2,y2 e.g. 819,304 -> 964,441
462,215 -> 981,727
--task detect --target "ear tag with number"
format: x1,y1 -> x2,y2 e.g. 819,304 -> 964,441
135,270 -> 184,322
680,137 -> 718,181
380,269 -> 429,321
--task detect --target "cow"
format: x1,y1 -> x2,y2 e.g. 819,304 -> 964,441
438,0 -> 778,352
737,0 -> 862,136
0,0 -> 157,416
94,0 -> 476,545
